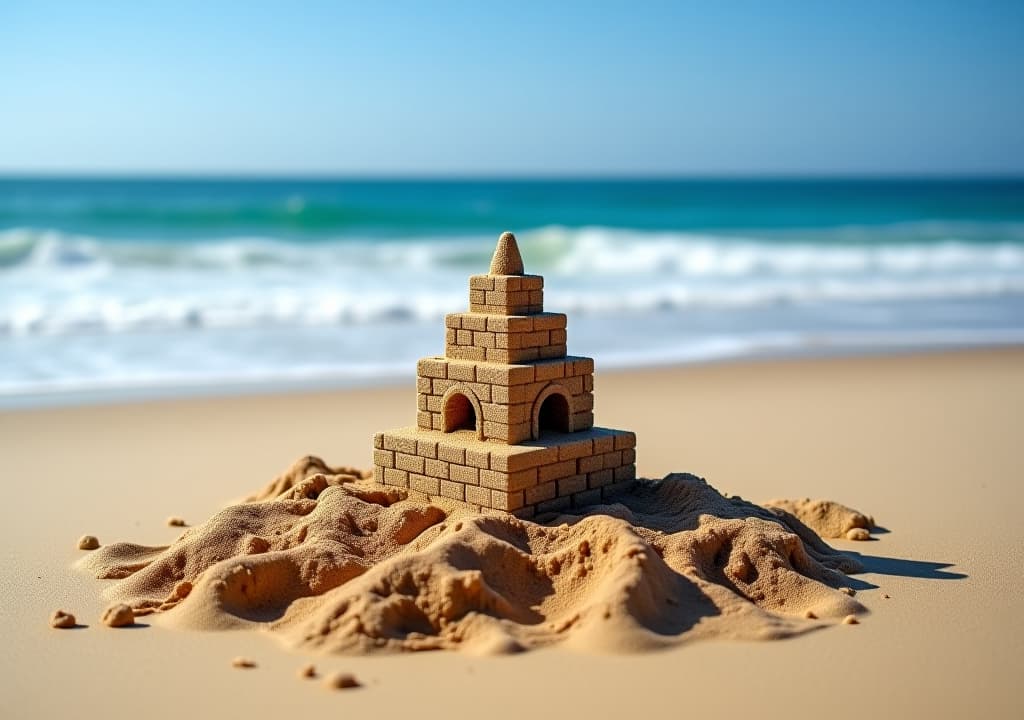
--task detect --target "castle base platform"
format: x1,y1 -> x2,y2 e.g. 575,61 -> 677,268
373,426 -> 636,518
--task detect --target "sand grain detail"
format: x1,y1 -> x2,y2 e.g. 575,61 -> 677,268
80,456 -> 872,654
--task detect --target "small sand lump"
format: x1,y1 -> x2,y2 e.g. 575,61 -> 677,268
231,657 -> 257,668
846,527 -> 870,541
77,535 -> 100,550
324,672 -> 361,690
101,603 -> 135,627
166,516 -> 187,527
50,610 -> 76,628
843,615 -> 860,625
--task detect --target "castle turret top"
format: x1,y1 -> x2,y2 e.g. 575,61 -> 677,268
488,231 -> 525,276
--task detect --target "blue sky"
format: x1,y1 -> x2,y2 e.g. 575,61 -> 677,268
1,1 -> 1022,175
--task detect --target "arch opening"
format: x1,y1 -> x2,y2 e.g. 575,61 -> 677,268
537,392 -> 571,435
443,392 -> 477,433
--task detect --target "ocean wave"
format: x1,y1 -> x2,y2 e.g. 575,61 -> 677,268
3,225 -> 1024,337
3,224 -> 1024,274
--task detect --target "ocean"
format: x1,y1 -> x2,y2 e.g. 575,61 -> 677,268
2,177 -> 1023,407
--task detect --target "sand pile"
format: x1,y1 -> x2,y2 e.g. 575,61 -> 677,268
80,456 -> 871,654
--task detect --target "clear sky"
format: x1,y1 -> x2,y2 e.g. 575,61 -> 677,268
1,1 -> 1022,176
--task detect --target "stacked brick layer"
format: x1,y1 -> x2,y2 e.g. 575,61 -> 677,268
374,426 -> 636,518
444,311 -> 567,363
416,355 -> 595,444
468,274 -> 544,315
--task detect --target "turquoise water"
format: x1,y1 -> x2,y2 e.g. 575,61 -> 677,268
2,178 -> 1023,405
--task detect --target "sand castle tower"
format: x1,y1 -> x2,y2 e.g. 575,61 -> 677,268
373,232 -> 636,517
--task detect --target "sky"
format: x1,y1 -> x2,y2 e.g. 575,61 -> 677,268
1,1 -> 1022,176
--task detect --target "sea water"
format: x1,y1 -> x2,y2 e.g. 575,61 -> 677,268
2,178 -> 1023,407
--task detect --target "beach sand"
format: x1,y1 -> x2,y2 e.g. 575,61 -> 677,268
2,348 -> 1021,718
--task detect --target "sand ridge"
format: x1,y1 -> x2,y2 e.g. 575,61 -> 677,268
79,456 -> 871,654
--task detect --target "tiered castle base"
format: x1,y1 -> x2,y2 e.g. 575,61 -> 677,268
373,426 -> 636,518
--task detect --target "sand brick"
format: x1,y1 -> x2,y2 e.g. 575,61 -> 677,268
417,439 -> 438,458
577,454 -> 603,474
445,314 -> 462,328
492,275 -> 522,291
558,439 -> 593,461
539,345 -> 567,359
577,393 -> 595,412
491,446 -> 559,472
561,375 -> 584,395
614,432 -> 637,450
440,480 -> 465,501
373,449 -> 395,469
456,329 -> 473,345
469,275 -> 494,290
462,315 -> 487,331
532,313 -> 566,331
584,375 -> 594,392
395,453 -> 424,474
466,448 -> 490,469
447,363 -> 476,382
417,411 -> 432,429
487,316 -> 533,333
425,394 -> 443,412
373,432 -> 384,449
525,482 -> 556,504
558,474 -> 587,495
529,290 -> 543,304
473,331 -> 496,348
417,358 -> 447,379
534,360 -> 566,382
592,432 -> 615,454
468,382 -> 492,403
450,464 -> 479,485
476,364 -> 534,386
445,328 -> 457,345
520,275 -> 543,291
432,378 -> 456,394
549,329 -> 567,344
539,459 -> 577,483
431,413 -> 444,430
574,411 -> 595,430
469,289 -> 486,304
491,490 -> 524,512
603,450 -> 623,469
465,484 -> 490,506
410,474 -> 440,495
622,448 -> 636,464
438,445 -> 465,464
425,458 -> 449,479
417,376 -> 433,393
383,434 -> 417,454
383,468 -> 409,487
573,358 -> 595,376
588,469 -> 613,488
613,465 -> 636,482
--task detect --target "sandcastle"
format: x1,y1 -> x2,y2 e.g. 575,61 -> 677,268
373,231 -> 636,517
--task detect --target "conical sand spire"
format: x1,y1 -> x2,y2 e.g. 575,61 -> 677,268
489,231 -> 525,276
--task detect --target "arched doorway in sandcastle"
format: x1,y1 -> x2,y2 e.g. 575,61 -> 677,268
442,385 -> 483,439
532,384 -> 573,439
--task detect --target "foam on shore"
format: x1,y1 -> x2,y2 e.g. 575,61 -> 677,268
80,456 -> 871,654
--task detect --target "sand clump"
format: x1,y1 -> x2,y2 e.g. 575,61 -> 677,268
761,497 -> 875,540
231,657 -> 257,668
78,535 -> 100,550
80,456 -> 873,655
297,664 -> 316,679
50,610 -> 76,628
166,517 -> 187,527
101,603 -> 135,627
324,672 -> 360,690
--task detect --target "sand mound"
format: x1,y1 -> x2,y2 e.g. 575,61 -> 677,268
761,497 -> 875,540
80,457 -> 871,654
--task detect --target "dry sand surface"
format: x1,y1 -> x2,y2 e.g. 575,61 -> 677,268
1,348 -> 1022,718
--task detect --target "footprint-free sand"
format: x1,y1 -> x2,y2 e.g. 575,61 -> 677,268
2,348 -> 1021,718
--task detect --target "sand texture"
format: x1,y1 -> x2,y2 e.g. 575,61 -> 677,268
80,457 -> 866,654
